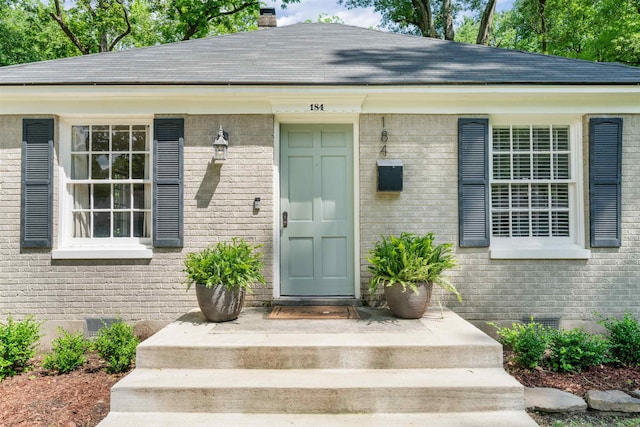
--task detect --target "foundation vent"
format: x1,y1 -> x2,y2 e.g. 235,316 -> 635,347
85,318 -> 119,338
523,316 -> 560,330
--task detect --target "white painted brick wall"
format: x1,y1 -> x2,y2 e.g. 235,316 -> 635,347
359,114 -> 640,326
2,112 -> 639,331
0,114 -> 274,324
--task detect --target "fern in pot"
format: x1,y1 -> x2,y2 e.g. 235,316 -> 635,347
183,238 -> 265,322
367,232 -> 460,319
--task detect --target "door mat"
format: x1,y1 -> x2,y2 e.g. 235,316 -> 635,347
269,305 -> 360,320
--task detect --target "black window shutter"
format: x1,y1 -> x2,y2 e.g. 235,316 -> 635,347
589,118 -> 622,248
153,118 -> 184,247
458,118 -> 490,247
21,119 -> 54,248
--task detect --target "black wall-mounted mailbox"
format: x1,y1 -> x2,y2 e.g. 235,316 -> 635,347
377,159 -> 403,192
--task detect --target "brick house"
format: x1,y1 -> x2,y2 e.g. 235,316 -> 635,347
1,21 -> 640,341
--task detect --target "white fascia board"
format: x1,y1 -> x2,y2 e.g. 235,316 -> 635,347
1,84 -> 639,115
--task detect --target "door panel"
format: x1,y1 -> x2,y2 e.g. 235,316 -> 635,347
280,124 -> 354,296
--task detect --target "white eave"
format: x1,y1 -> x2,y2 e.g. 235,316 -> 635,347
1,84 -> 639,115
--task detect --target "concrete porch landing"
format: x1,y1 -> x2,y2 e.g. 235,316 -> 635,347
99,307 -> 537,426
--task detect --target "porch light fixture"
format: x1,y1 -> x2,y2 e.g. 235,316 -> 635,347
212,125 -> 229,160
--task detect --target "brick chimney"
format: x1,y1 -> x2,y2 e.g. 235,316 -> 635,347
258,8 -> 277,29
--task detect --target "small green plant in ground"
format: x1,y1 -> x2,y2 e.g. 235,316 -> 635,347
598,311 -> 640,366
547,328 -> 610,373
94,320 -> 139,374
43,328 -> 89,374
491,320 -> 551,369
0,314 -> 41,381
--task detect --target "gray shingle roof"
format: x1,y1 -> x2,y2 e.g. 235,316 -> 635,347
1,23 -> 640,86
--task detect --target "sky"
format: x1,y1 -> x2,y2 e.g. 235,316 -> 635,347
272,0 -> 515,29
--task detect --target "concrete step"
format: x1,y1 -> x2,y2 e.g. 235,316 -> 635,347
98,410 -> 539,426
110,367 -> 524,414
135,308 -> 503,370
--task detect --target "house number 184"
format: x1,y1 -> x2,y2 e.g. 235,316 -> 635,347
310,104 -> 324,111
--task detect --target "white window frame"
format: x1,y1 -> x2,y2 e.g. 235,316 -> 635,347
53,116 -> 154,259
489,115 -> 590,260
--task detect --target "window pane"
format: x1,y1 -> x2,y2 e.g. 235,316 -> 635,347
491,184 -> 509,209
113,212 -> 130,237
553,126 -> 569,151
91,126 -> 109,151
513,127 -> 530,151
73,212 -> 90,238
552,212 -> 570,237
112,129 -> 130,151
94,184 -> 111,209
112,154 -> 130,179
131,154 -> 147,179
554,153 -> 570,179
113,183 -> 131,209
71,154 -> 89,179
513,154 -> 530,179
133,183 -> 148,209
133,212 -> 150,237
73,184 -> 90,209
512,212 -> 530,236
511,184 -> 529,208
551,184 -> 569,208
532,127 -> 550,151
492,127 -> 511,151
91,154 -> 109,179
493,154 -> 511,179
492,212 -> 510,237
533,154 -> 551,179
93,212 -> 111,237
531,184 -> 549,208
72,126 -> 89,151
132,128 -> 147,151
532,212 -> 550,236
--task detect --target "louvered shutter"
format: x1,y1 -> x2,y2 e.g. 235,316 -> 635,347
153,118 -> 184,247
21,119 -> 54,248
458,118 -> 490,247
589,118 -> 622,248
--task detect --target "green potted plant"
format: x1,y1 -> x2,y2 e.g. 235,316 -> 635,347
367,232 -> 461,319
183,238 -> 266,322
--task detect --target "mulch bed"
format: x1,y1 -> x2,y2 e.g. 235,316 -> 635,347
0,354 -> 127,427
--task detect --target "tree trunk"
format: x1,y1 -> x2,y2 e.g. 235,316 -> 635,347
539,0 -> 547,53
442,0 -> 455,41
412,0 -> 436,38
476,0 -> 497,45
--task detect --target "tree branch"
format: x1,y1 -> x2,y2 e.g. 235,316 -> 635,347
50,0 -> 90,55
108,0 -> 132,51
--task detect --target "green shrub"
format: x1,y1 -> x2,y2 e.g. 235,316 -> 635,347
94,320 -> 139,374
599,311 -> 640,366
42,328 -> 89,374
0,315 -> 41,380
547,328 -> 610,373
491,320 -> 551,369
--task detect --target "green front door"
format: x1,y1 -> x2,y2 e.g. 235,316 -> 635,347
280,124 -> 354,296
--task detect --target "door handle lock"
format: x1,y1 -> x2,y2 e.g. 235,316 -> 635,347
283,211 -> 288,228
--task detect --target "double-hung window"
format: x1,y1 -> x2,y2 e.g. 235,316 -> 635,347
54,119 -> 154,259
488,121 -> 589,259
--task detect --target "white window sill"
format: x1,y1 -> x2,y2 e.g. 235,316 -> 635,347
489,238 -> 591,260
52,246 -> 153,260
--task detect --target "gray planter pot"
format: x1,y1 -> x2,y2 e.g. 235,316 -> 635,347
195,283 -> 246,322
384,282 -> 433,319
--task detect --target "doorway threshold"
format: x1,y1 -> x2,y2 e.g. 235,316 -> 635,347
273,297 -> 361,307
